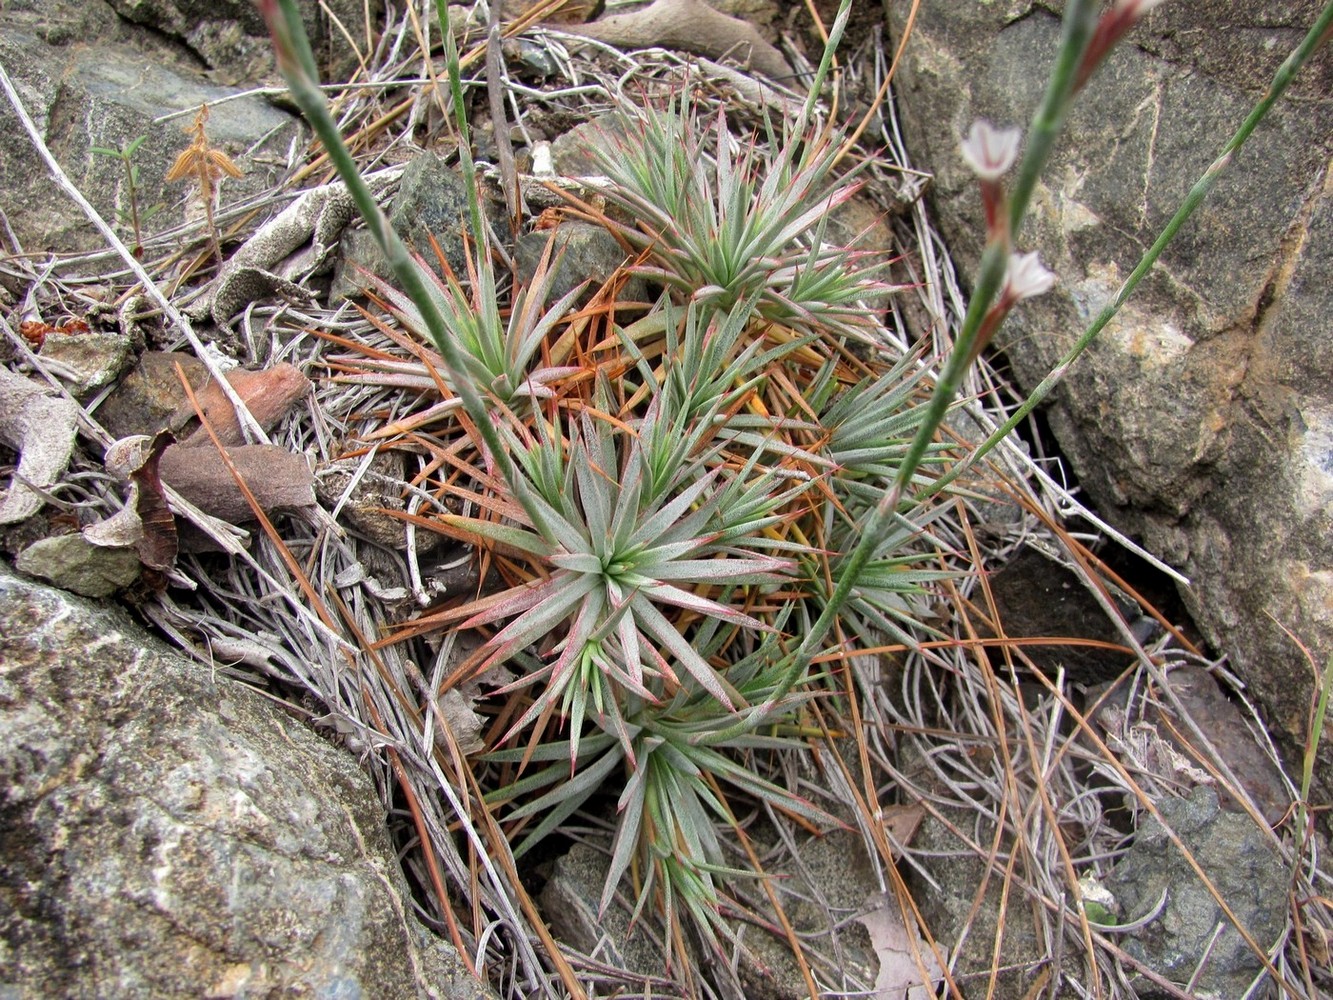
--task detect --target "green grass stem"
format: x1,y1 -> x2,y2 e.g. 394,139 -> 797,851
261,0 -> 539,525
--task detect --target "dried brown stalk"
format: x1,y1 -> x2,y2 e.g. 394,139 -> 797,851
166,104 -> 244,266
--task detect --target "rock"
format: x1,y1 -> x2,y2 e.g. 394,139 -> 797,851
0,0 -> 122,47
550,116 -> 639,179
905,804 -> 1052,997
0,1 -> 304,257
1088,664 -> 1291,827
390,153 -> 499,273
171,362 -> 313,448
1105,785 -> 1287,997
515,222 -> 649,306
887,2 -> 1333,810
158,442 -> 317,525
100,0 -> 380,84
983,548 -> 1140,685
332,152 -> 503,301
15,533 -> 142,597
333,228 -> 399,300
96,351 -> 212,440
0,367 -> 82,526
39,330 -> 135,395
539,827 -> 888,998
0,561 -> 494,999
539,842 -> 670,980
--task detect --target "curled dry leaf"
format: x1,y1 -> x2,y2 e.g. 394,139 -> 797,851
81,502 -> 144,550
191,166 -> 404,326
1102,704 -> 1216,791
562,0 -> 790,80
129,432 -> 179,572
0,366 -> 82,525
94,432 -> 179,577
856,892 -> 944,1000
438,688 -> 485,756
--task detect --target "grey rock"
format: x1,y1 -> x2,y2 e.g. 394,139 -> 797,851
15,534 -> 142,597
95,351 -> 211,441
887,2 -> 1333,810
739,827 -> 881,1000
0,3 -> 303,258
540,842 -> 670,980
905,806 -> 1053,997
550,116 -> 638,179
1106,786 -> 1287,997
515,222 -> 648,306
539,827 -> 883,998
0,562 -> 495,1000
332,153 -> 503,301
984,548 -> 1139,685
39,331 -> 135,395
333,227 -> 396,300
101,0 -> 380,84
0,0 -> 123,47
391,153 -> 500,275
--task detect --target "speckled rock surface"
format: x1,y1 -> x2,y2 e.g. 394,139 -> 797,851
1106,786 -> 1287,997
0,561 -> 495,1000
100,0 -> 379,83
539,823 -> 884,997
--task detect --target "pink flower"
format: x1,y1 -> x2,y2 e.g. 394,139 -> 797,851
1002,251 -> 1056,302
960,121 -> 1022,181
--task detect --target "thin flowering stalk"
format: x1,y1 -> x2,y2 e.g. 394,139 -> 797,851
929,0 -> 1333,501
1002,0 -> 1098,241
431,0 -> 487,245
1005,0 -> 1101,241
887,0 -> 1099,505
962,252 -> 1057,367
165,105 -> 243,265
725,0 -> 1116,723
257,0 -> 543,529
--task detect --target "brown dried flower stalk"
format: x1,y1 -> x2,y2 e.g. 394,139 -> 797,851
166,104 -> 243,265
